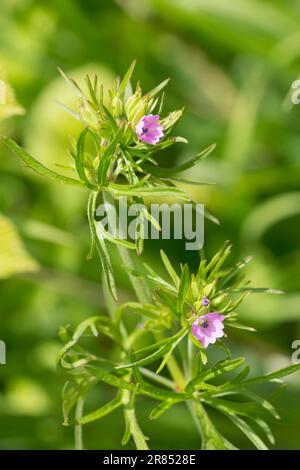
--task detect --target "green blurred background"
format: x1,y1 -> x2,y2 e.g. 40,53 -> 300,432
0,0 -> 300,449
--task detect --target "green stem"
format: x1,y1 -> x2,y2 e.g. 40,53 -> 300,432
102,190 -> 151,304
100,191 -> 202,446
166,356 -> 186,391
192,400 -> 228,450
187,400 -> 203,440
99,194 -> 150,450
74,398 -> 84,450
118,244 -> 151,304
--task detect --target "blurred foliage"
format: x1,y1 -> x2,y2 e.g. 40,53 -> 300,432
0,0 -> 300,449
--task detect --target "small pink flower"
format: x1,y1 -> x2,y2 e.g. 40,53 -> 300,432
201,296 -> 210,307
192,313 -> 225,349
135,114 -> 164,145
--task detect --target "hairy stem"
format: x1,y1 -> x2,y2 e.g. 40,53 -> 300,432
74,398 -> 84,450
100,191 -> 202,446
102,190 -> 151,304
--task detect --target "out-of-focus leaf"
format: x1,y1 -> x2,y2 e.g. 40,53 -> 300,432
241,192 -> 300,244
0,214 -> 38,279
0,79 -> 25,120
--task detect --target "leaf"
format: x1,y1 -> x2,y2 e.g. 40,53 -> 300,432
225,321 -> 256,332
161,177 -> 215,186
155,291 -> 180,318
229,287 -> 284,294
54,101 -> 80,120
149,399 -> 176,420
145,143 -> 215,176
0,214 -> 39,279
57,67 -> 83,97
122,389 -> 149,450
98,128 -> 122,185
146,78 -> 170,100
207,241 -> 232,279
108,182 -> 189,201
177,264 -> 190,312
255,419 -> 275,445
118,61 -> 136,97
142,264 -> 177,294
133,367 -> 188,401
0,79 -> 25,120
156,329 -> 188,374
227,414 -> 268,450
242,389 -> 280,420
87,192 -> 117,301
132,335 -> 177,357
1,136 -> 86,187
73,127 -> 96,188
134,211 -> 145,256
86,192 -> 97,259
205,241 -> 231,274
121,412 -> 132,446
203,207 -> 220,225
85,365 -> 135,392
115,302 -> 159,326
241,362 -> 300,387
85,75 -> 98,105
203,397 -> 265,420
116,343 -> 172,369
193,401 -> 233,450
186,358 -> 245,392
96,235 -> 118,301
188,334 -> 208,365
219,256 -> 253,288
116,329 -> 187,369
62,375 -> 97,425
160,250 -> 180,288
95,220 -> 136,250
78,392 -> 123,424
100,102 -> 119,134
57,316 -> 119,371
222,365 -> 250,390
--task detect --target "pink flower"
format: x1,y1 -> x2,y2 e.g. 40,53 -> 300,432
201,296 -> 210,307
135,114 -> 164,145
192,313 -> 225,349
